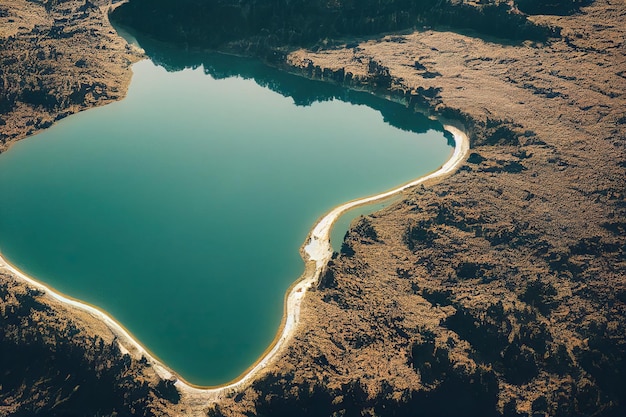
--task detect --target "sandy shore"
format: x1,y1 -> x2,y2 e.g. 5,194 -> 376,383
0,124 -> 469,410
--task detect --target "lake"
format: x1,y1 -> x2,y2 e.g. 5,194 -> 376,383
0,46 -> 452,385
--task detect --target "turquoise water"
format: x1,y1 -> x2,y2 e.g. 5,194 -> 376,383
0,51 -> 452,385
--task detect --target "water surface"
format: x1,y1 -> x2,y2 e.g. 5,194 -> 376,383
0,49 -> 452,385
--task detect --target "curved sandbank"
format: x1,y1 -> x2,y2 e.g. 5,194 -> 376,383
0,124 -> 469,407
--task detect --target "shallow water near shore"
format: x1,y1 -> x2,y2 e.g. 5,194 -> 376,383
0,50 -> 452,385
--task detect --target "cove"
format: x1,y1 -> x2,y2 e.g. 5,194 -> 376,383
0,43 -> 453,385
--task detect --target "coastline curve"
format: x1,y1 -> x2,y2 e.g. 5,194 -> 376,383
0,123 -> 470,411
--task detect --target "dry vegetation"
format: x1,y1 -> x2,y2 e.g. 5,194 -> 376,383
211,1 -> 626,415
0,0 -> 139,151
0,0 -> 624,415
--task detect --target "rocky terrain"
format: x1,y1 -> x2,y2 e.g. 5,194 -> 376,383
209,2 -> 625,415
1,0 -> 625,416
0,0 -> 139,151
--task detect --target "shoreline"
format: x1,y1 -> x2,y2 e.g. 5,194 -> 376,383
0,124 -> 469,405
3,1 -> 625,414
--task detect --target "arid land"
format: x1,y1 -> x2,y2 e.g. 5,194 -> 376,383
1,0 -> 625,416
